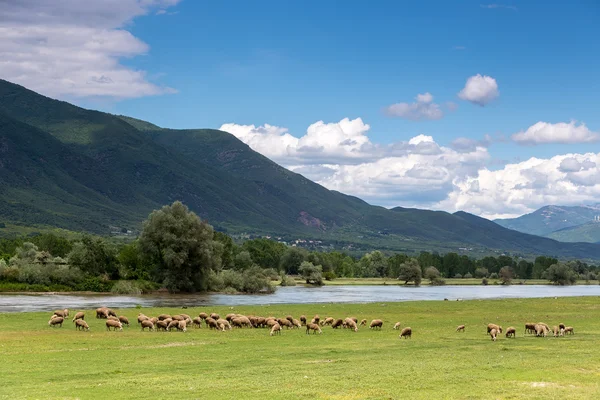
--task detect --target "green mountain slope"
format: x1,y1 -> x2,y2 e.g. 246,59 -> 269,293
495,205 -> 600,236
547,223 -> 600,244
1,79 -> 600,259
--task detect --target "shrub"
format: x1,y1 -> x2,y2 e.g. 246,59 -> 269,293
206,269 -> 224,291
242,266 -> 275,294
111,280 -> 142,295
222,286 -> 238,294
454,273 -> 462,279
463,272 -> 473,279
220,269 -> 244,291
474,268 -> 489,278
489,273 -> 499,279
323,271 -> 337,281
482,278 -> 488,285
431,277 -> 446,286
280,274 -> 297,287
76,276 -> 113,292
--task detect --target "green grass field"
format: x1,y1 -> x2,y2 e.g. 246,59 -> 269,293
1,297 -> 599,399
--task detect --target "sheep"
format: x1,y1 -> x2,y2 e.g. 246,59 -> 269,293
292,319 -> 301,329
75,319 -> 89,331
505,327 -> 516,338
360,319 -> 367,327
370,319 -> 383,330
456,325 -> 465,332
345,319 -> 358,332
559,323 -> 566,330
524,323 -> 536,334
537,322 -> 551,332
48,316 -> 64,327
278,319 -> 293,329
332,319 -> 344,329
487,323 -> 502,334
198,312 -> 209,320
216,319 -> 231,330
490,328 -> 498,341
350,317 -> 358,324
300,315 -> 307,326
285,315 -> 294,323
167,320 -> 180,331
96,308 -> 109,319
270,323 -> 281,336
150,317 -> 159,325
534,324 -> 547,337
225,313 -> 237,322
177,320 -> 187,332
266,319 -> 278,328
171,315 -> 184,321
156,320 -> 169,331
400,327 -> 412,339
234,316 -> 252,328
322,317 -> 334,326
137,314 -> 149,324
106,319 -> 123,331
306,323 -> 322,334
192,317 -> 203,328
311,315 -> 320,325
141,320 -> 154,331
394,322 -> 402,330
158,314 -> 171,321
53,309 -> 69,318
210,313 -> 220,320
552,326 -> 560,337
563,326 -> 574,335
180,313 -> 191,321
255,317 -> 267,328
107,315 -> 119,321
72,312 -> 85,322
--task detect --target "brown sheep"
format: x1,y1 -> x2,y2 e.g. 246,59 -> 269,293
292,319 -> 301,329
225,313 -> 237,322
490,328 -> 498,341
505,327 -> 516,338
322,317 -> 334,326
171,314 -> 184,321
53,309 -> 69,318
163,318 -> 173,324
345,319 -> 358,332
487,323 -> 502,334
72,312 -> 85,322
48,316 -> 64,327
180,313 -> 191,320
106,308 -> 117,317
177,320 -> 187,332
306,323 -> 322,334
534,324 -> 547,337
117,316 -> 129,326
137,314 -> 148,324
559,323 -> 566,330
157,314 -> 171,321
300,315 -> 307,326
394,322 -> 402,330
350,317 -> 358,324
370,319 -> 383,330
537,322 -> 551,332
210,313 -> 220,320
192,317 -> 203,328
266,319 -> 278,328
107,315 -> 119,322
167,320 -> 180,331
456,324 -> 465,332
400,327 -> 412,339
332,319 -> 344,329
156,320 -> 169,331
311,315 -> 320,325
279,319 -> 293,329
217,319 -> 231,330
235,316 -> 252,328
524,322 -> 536,334
285,315 -> 294,323
552,326 -> 560,337
75,319 -> 89,331
563,326 -> 574,335
150,317 -> 159,325
360,319 -> 367,327
198,312 -> 209,320
96,307 -> 109,319
141,320 -> 154,331
270,323 -> 281,336
106,319 -> 123,331
255,317 -> 267,328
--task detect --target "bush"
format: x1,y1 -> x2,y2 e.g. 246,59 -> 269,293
75,276 -> 113,292
206,269 -> 224,291
242,266 -> 275,293
431,277 -> 446,286
482,278 -> 488,285
489,273 -> 499,279
222,286 -> 238,295
454,273 -> 462,279
474,268 -> 489,278
280,274 -> 297,287
221,269 -> 244,291
323,271 -> 336,281
111,280 -> 142,295
463,272 -> 473,279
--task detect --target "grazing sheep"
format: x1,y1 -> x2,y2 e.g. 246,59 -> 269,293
53,309 -> 69,318
163,318 -> 173,324
534,324 -> 548,337
158,314 -> 171,321
311,315 -> 320,325
400,327 -> 412,339
192,317 -> 203,328
524,323 -> 536,334
177,320 -> 187,332
75,319 -> 89,331
255,317 -> 267,328
210,313 -> 220,320
117,316 -> 129,326
171,315 -> 184,321
285,315 -> 294,323
360,319 -> 367,326
137,314 -> 149,324
217,319 -> 231,330
394,322 -> 402,330
107,315 -> 119,321
141,320 -> 154,331
456,325 -> 465,332
322,317 -> 334,326
235,316 -> 253,328
279,319 -> 293,329
225,313 -> 236,322
106,319 -> 123,331
270,323 -> 281,336
559,323 -> 566,330
306,323 -> 322,335
180,313 -> 191,320
505,327 -> 516,338
48,316 -> 64,327
490,328 -> 498,341
198,312 -> 209,320
345,319 -> 358,332
487,323 -> 503,334
537,322 -> 551,332
72,312 -> 85,322
564,326 -> 574,335
156,320 -> 169,331
332,319 -> 344,329
266,319 -> 278,328
167,320 -> 180,331
105,309 -> 117,317
350,317 -> 358,324
150,317 -> 159,325
300,315 -> 307,326
552,326 -> 560,337
370,319 -> 383,330
96,308 -> 109,319
292,319 -> 301,329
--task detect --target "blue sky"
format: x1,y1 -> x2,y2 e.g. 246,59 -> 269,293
2,0 -> 600,218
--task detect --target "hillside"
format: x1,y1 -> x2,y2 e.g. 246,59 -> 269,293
495,205 -> 600,236
1,79 -> 600,259
547,222 -> 600,244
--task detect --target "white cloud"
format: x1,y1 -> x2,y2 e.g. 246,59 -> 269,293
438,153 -> 600,219
458,74 -> 499,106
512,121 -> 600,145
385,92 -> 444,120
0,0 -> 179,99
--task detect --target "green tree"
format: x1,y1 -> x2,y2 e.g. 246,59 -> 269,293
299,261 -> 323,285
214,231 -> 235,270
280,247 -> 307,275
68,236 -> 119,279
543,263 -> 578,285
138,201 -> 222,292
30,233 -> 73,258
499,266 -> 513,285
117,241 -> 148,280
242,238 -> 286,270
398,258 -> 422,286
233,251 -> 253,271
533,256 -> 558,279
474,267 -> 489,278
388,253 -> 409,278
424,266 -> 444,285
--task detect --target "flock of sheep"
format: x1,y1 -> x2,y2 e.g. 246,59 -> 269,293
47,308 -> 574,342
46,308 -> 412,338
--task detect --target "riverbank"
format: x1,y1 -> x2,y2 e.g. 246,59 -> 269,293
1,297 -> 599,399
318,277 -> 600,286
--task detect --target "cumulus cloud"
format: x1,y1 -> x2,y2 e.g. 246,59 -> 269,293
384,92 -> 444,120
458,74 -> 499,106
512,121 -> 600,145
451,135 -> 493,153
0,0 -> 179,99
437,153 -> 600,219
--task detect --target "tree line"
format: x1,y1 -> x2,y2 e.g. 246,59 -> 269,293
1,201 -> 598,292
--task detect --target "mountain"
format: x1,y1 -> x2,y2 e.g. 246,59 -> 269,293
495,205 -> 600,237
546,222 -> 600,244
2,79 -> 600,260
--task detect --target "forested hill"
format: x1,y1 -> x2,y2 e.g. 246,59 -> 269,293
2,79 -> 600,260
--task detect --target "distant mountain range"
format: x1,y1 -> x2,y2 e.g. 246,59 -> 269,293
1,79 -> 600,260
495,205 -> 600,243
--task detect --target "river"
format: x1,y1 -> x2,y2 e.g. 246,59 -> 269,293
1,285 -> 600,312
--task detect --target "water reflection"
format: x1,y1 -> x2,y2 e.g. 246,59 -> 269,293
1,285 -> 599,312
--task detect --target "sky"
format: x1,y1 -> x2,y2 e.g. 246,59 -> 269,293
1,0 -> 599,219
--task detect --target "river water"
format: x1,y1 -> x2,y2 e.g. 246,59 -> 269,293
1,285 -> 600,312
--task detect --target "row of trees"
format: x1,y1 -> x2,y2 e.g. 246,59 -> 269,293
1,201 -> 599,292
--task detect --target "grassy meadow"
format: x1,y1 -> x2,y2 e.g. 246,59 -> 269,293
1,297 -> 599,399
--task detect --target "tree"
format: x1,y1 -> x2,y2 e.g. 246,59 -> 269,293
280,247 -> 307,275
499,266 -> 513,285
242,238 -> 286,270
68,236 -> 119,279
233,251 -> 253,271
299,261 -> 323,285
398,258 -> 422,286
139,201 -> 223,292
543,263 -> 578,285
424,266 -> 444,285
474,267 -> 489,278
30,233 -> 73,258
117,241 -> 149,280
214,231 -> 235,270
388,253 -> 409,278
